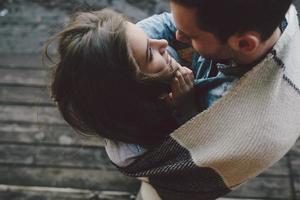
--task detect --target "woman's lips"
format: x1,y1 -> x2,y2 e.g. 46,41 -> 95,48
166,53 -> 182,71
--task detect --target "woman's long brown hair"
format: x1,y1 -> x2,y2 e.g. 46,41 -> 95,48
44,9 -> 179,146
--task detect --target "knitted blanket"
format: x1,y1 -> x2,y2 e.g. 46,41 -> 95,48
119,5 -> 300,200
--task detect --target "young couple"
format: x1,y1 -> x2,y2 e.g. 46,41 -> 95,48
46,0 -> 300,199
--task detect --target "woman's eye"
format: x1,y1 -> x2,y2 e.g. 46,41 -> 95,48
149,47 -> 153,62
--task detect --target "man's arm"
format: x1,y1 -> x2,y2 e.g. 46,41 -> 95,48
137,12 -> 177,42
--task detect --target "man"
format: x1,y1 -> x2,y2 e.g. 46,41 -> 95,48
121,0 -> 300,199
171,0 -> 289,63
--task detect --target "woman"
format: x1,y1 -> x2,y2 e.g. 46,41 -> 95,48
45,9 -> 196,150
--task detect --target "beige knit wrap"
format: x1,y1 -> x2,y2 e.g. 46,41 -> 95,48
171,5 -> 300,188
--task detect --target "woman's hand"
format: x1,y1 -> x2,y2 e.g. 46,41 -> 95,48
166,66 -> 194,107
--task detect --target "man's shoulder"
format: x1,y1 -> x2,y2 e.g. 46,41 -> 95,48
273,4 -> 300,90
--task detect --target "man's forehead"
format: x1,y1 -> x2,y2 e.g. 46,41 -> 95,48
170,3 -> 198,30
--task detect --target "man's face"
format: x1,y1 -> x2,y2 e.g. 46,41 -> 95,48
170,2 -> 232,60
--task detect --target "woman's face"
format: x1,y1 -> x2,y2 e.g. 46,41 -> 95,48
126,22 -> 180,75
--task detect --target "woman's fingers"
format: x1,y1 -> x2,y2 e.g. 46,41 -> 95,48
176,67 -> 194,91
158,65 -> 194,106
166,66 -> 194,106
175,70 -> 185,91
182,67 -> 194,87
171,76 -> 182,95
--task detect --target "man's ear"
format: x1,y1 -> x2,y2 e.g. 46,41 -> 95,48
228,32 -> 261,54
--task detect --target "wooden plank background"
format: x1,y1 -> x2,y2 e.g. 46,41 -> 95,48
0,0 -> 300,199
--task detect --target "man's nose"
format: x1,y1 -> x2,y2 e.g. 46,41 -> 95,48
176,30 -> 191,45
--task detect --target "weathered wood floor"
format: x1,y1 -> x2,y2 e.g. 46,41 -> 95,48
0,0 -> 300,199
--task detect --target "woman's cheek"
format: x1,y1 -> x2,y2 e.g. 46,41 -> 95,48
151,60 -> 164,73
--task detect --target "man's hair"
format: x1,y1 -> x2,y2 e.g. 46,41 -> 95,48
171,0 -> 293,42
44,9 -> 178,146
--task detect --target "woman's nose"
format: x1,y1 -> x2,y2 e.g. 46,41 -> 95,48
150,39 -> 168,54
